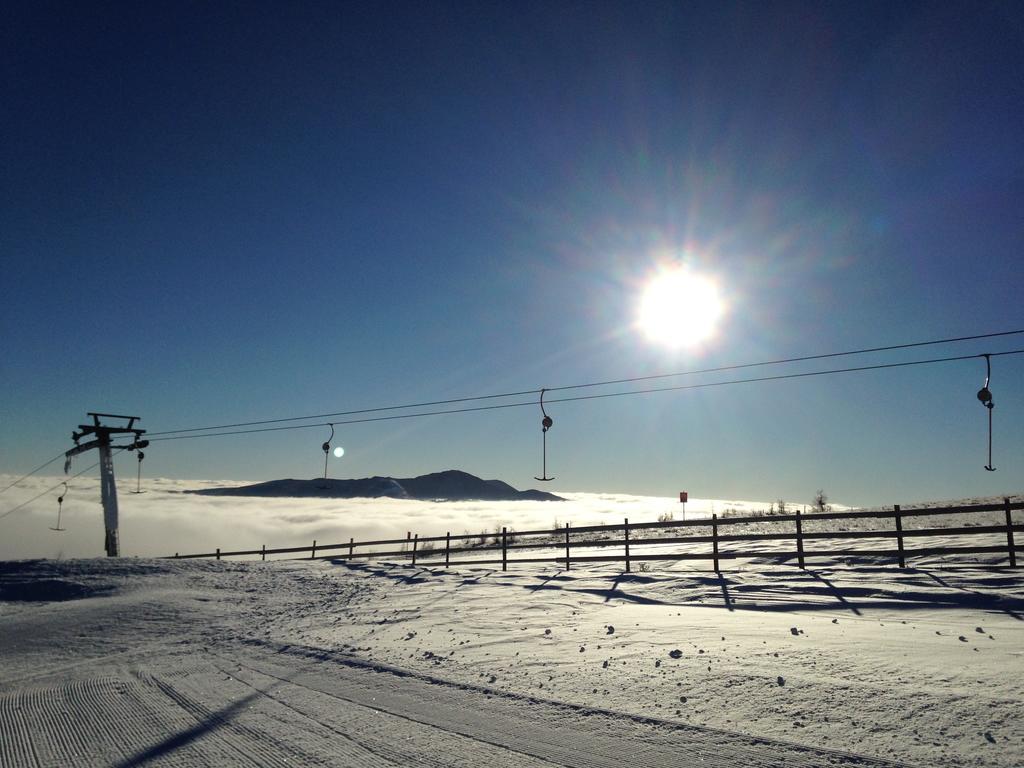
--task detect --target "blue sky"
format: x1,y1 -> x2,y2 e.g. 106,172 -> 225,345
2,1 -> 1022,508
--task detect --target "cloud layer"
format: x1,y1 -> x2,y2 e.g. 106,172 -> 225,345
0,475 -> 792,560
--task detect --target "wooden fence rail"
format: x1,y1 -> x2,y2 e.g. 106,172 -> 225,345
170,498 -> 1023,571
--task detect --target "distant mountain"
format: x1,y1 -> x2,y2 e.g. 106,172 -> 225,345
189,470 -> 564,502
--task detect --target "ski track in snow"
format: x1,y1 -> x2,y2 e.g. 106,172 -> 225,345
0,643 -> 911,768
1,556 -> 1022,767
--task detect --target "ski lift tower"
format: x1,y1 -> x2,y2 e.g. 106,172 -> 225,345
64,413 -> 148,557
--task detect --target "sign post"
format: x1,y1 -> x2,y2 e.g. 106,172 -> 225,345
679,491 -> 688,521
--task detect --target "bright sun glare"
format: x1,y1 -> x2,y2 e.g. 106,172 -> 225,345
637,267 -> 724,347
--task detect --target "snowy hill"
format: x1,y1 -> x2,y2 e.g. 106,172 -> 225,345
1,556 -> 1021,767
188,469 -> 564,502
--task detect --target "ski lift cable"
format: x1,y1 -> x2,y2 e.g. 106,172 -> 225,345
144,328 -> 1024,438
0,451 -> 68,494
6,331 -> 1024,485
543,329 -> 1024,395
0,450 -> 128,521
145,348 -> 1024,444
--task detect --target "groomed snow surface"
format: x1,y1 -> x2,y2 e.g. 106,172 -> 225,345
2,543 -> 1022,767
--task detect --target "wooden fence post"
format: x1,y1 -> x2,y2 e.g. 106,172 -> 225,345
216,547 -> 220,561
311,539 -> 317,560
261,544 -> 266,562
712,514 -> 719,572
894,505 -> 905,568
624,518 -> 631,573
1006,498 -> 1017,568
412,534 -> 418,566
795,511 -> 805,569
348,537 -> 354,560
502,527 -> 507,571
565,523 -> 571,571
445,531 -> 451,567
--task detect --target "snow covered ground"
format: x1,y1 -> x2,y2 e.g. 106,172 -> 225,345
2,545 -> 1022,766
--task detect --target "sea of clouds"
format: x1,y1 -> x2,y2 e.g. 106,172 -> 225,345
0,475 -> 799,561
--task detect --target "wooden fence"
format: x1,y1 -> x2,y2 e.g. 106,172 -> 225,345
169,498 -> 1023,571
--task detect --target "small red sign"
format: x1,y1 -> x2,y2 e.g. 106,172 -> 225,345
679,491 -> 688,503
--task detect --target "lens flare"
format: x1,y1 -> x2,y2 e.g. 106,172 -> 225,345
637,267 -> 724,347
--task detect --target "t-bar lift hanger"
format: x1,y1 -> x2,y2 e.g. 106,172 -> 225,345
131,448 -> 146,493
977,354 -> 996,471
51,482 -> 68,532
322,423 -> 335,479
534,388 -> 555,482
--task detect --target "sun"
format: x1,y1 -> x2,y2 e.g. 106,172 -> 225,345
636,267 -> 724,348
